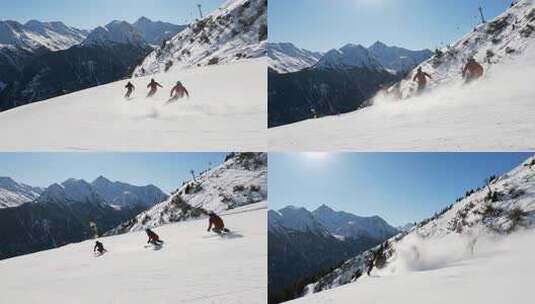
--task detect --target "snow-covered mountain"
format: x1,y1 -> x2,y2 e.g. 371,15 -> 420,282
0,177 -> 167,260
134,0 -> 267,76
36,177 -> 167,209
312,204 -> 398,241
91,176 -> 168,209
268,206 -> 329,235
38,178 -> 105,205
267,42 -> 323,73
268,205 -> 392,302
0,20 -> 88,51
315,44 -> 383,70
268,41 -> 430,74
368,41 -> 432,73
108,153 -> 267,234
133,17 -> 186,45
298,155 -> 535,299
397,0 -> 535,98
83,21 -> 145,46
0,177 -> 42,208
0,58 -> 266,151
268,205 -> 398,240
0,203 -> 266,304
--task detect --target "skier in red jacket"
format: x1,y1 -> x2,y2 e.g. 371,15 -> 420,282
145,228 -> 163,245
413,67 -> 432,94
207,212 -> 230,234
462,57 -> 484,84
169,81 -> 190,101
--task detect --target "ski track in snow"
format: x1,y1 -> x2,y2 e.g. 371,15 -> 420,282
269,45 -> 535,152
288,230 -> 535,304
0,203 -> 267,304
0,59 -> 266,151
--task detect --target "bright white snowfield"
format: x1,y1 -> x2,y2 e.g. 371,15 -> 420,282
288,230 -> 535,304
0,203 -> 267,304
0,59 -> 266,151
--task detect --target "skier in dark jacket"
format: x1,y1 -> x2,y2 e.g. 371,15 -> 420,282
145,228 -> 163,245
94,241 -> 106,255
169,81 -> 190,101
125,81 -> 135,98
207,212 -> 230,234
462,57 -> 484,84
147,79 -> 163,97
413,67 -> 432,93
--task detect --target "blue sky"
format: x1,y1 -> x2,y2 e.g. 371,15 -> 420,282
269,0 -> 511,51
269,153 -> 533,226
0,0 -> 225,29
0,153 -> 226,193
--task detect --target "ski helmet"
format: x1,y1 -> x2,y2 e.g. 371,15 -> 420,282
176,81 -> 182,86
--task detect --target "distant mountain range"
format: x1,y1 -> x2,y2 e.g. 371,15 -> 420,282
268,204 -> 398,303
0,17 -> 186,111
267,42 -> 323,73
0,177 -> 43,208
0,176 -> 167,260
268,41 -> 432,127
269,41 -> 432,74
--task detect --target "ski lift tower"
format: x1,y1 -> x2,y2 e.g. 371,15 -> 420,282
197,4 -> 204,19
479,5 -> 486,23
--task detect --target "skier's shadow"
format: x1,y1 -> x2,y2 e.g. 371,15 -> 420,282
219,231 -> 244,240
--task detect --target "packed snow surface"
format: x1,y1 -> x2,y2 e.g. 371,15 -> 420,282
0,203 -> 267,304
269,44 -> 535,151
0,59 -> 266,151
288,230 -> 535,304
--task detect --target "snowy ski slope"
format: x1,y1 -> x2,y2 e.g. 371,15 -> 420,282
288,230 -> 535,304
0,59 -> 266,151
269,44 -> 535,151
0,202 -> 267,304
269,1 -> 535,151
286,155 -> 535,303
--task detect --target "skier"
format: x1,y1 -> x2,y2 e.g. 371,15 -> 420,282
94,241 -> 106,255
146,79 -> 163,97
168,81 -> 190,101
462,57 -> 484,84
412,67 -> 432,94
125,81 -> 135,98
145,228 -> 164,246
207,211 -> 230,234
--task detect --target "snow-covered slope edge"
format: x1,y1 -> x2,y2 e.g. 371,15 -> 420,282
0,203 -> 267,304
397,0 -> 535,98
134,0 -> 267,76
289,229 -> 534,304
107,153 -> 267,234
299,155 -> 535,298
